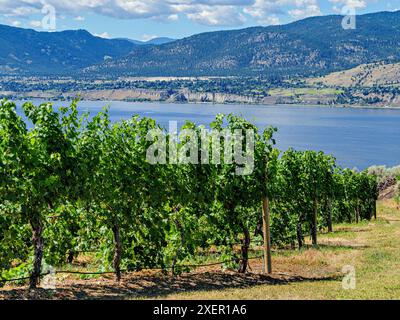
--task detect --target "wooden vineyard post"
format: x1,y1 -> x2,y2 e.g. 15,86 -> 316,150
262,197 -> 272,274
327,197 -> 333,233
312,197 -> 318,246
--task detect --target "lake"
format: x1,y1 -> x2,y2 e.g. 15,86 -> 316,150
15,100 -> 400,169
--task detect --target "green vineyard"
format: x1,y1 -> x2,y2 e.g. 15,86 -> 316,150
0,99 -> 378,289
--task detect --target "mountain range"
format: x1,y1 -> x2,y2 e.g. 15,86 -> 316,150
0,25 -> 138,75
1,10 -> 400,78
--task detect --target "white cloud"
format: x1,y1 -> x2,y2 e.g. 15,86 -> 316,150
167,14 -> 179,21
329,0 -> 368,10
74,16 -> 85,21
244,0 -> 285,20
0,0 -> 333,28
186,5 -> 247,26
29,20 -> 42,28
289,0 -> 322,19
262,14 -> 280,25
244,0 -> 322,24
141,34 -> 158,41
11,20 -> 21,27
2,5 -> 39,17
94,31 -> 111,38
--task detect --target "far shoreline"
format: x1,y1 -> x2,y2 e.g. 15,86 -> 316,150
8,96 -> 400,111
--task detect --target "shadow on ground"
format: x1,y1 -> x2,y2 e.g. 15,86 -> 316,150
0,271 -> 341,300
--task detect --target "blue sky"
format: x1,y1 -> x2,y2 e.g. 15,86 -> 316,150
0,1 -> 398,41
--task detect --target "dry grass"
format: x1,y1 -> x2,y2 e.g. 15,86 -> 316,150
307,62 -> 400,87
162,200 -> 400,300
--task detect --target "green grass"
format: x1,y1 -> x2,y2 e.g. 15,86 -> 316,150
159,200 -> 400,300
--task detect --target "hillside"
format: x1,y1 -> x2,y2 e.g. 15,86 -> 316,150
1,11 -> 400,78
307,62 -> 400,87
86,11 -> 400,78
0,24 -> 137,75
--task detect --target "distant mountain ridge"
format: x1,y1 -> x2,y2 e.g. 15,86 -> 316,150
87,10 -> 400,78
145,37 -> 176,45
1,11 -> 400,78
0,24 -> 137,75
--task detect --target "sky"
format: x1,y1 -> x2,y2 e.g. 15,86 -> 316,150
0,0 -> 398,41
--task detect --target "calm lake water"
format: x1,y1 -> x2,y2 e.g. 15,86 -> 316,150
16,100 -> 400,169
